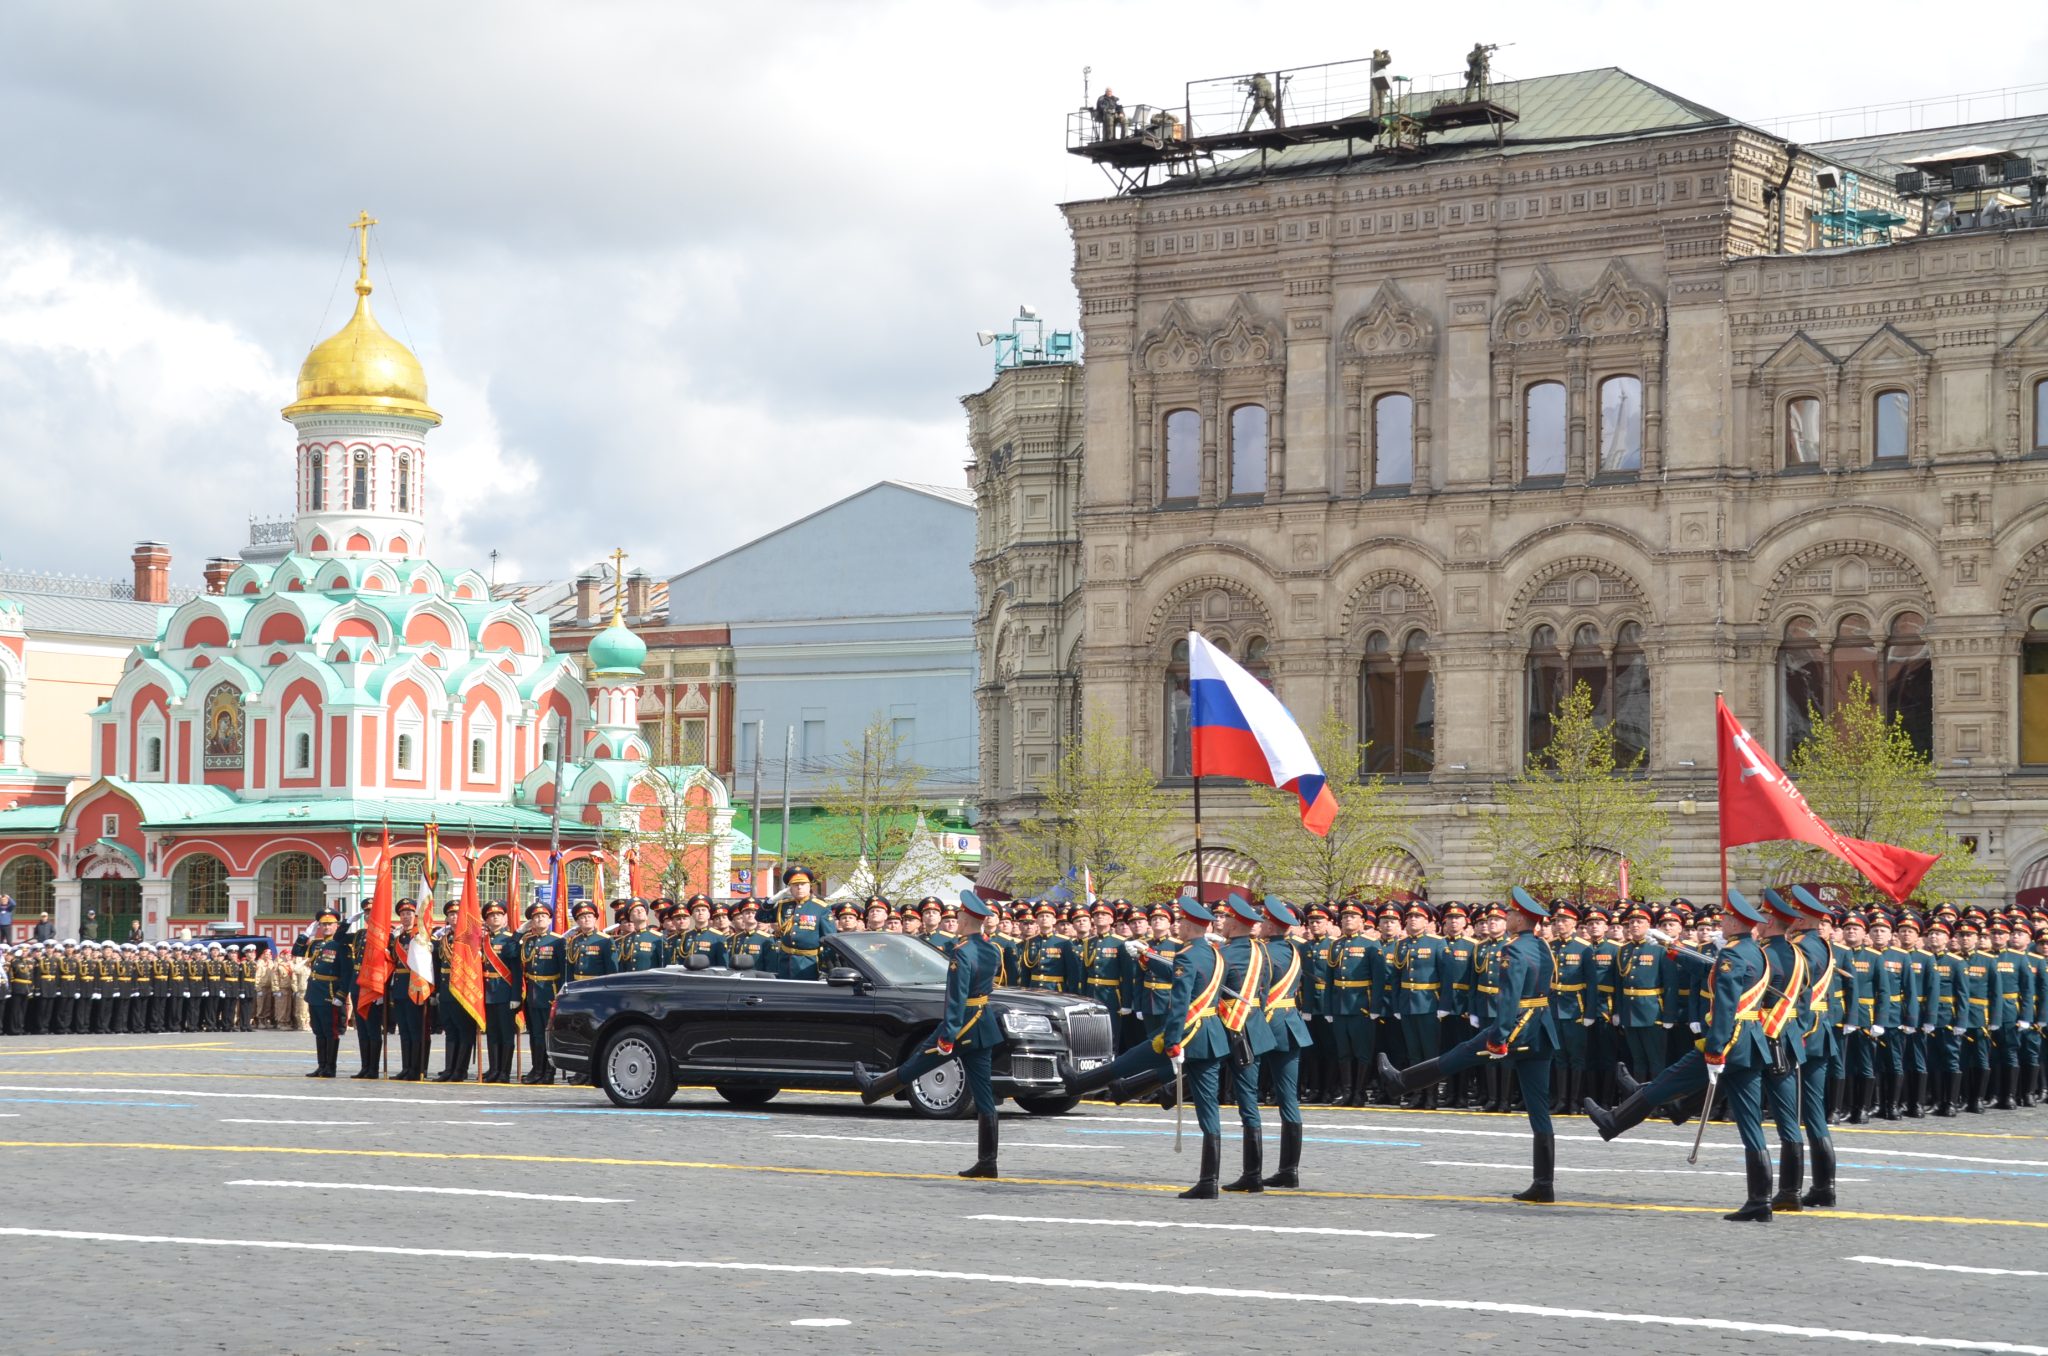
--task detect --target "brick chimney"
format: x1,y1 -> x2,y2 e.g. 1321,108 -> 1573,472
626,570 -> 652,620
131,541 -> 172,605
202,557 -> 238,595
574,573 -> 602,625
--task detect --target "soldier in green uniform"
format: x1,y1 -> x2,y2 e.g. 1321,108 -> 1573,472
1380,887 -> 1559,1201
855,890 -> 1007,1179
1897,913 -> 1935,1117
388,902 -> 429,1080
771,866 -> 835,980
1064,896 -> 1231,1199
614,901 -> 664,972
1254,897 -> 1311,1188
1214,894 -> 1277,1192
564,900 -> 616,1084
1438,906 -> 1478,1107
1081,902 -> 1134,1038
519,902 -> 568,1083
346,923 -> 384,1078
1923,915 -> 1966,1116
1958,916 -> 1995,1112
480,901 -> 522,1083
1865,912 -> 1909,1119
303,910 -> 352,1078
727,903 -> 774,972
1549,903 -> 1595,1114
1585,907 -> 1622,1103
1025,901 -> 1082,993
678,895 -> 728,968
1470,905 -> 1506,1110
431,913 -> 465,1080
1389,902 -> 1448,1107
1613,903 -> 1675,1083
2022,921 -> 2047,1104
1328,902 -> 1383,1106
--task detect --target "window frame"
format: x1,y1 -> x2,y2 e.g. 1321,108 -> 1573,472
1782,394 -> 1824,471
1870,387 -> 1910,463
1161,407 -> 1201,505
307,448 -> 324,511
351,449 -> 370,511
1595,373 -> 1644,477
1358,628 -> 1435,777
1370,391 -> 1415,493
1522,380 -> 1568,481
1225,402 -> 1268,501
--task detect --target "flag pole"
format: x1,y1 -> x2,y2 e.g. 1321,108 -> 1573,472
1191,772 -> 1204,906
1715,690 -> 1728,912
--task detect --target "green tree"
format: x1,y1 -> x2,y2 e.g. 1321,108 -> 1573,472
811,714 -> 936,896
1753,674 -> 1993,907
1229,711 -> 1408,903
997,707 -> 1180,902
1481,679 -> 1669,903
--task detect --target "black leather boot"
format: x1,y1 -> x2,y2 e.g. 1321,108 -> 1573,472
1935,1071 -> 1957,1117
1996,1065 -> 2016,1111
1801,1139 -> 1837,1208
1262,1122 -> 1302,1188
1965,1068 -> 1985,1114
1583,1087 -> 1654,1142
1109,1071 -> 1168,1107
1374,1051 -> 1412,1102
1615,1061 -> 1641,1097
1902,1070 -> 1923,1118
1512,1133 -> 1555,1203
1847,1075 -> 1868,1124
959,1113 -> 998,1179
1222,1125 -> 1264,1193
1179,1133 -> 1220,1200
853,1061 -> 904,1107
1878,1070 -> 1899,1120
1725,1147 -> 1774,1222
1769,1142 -> 1805,1212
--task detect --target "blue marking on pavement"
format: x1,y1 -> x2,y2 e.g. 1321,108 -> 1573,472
1842,1161 -> 2048,1179
0,1097 -> 191,1108
1066,1128 -> 1421,1148
484,1108 -> 774,1120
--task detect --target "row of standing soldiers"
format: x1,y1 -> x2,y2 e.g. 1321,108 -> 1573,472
2,938 -> 276,1035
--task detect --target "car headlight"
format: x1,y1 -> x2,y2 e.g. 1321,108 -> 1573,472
1001,1010 -> 1056,1038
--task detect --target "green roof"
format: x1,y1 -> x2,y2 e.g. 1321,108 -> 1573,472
153,797 -> 586,834
1149,66 -> 1732,192
0,804 -> 64,834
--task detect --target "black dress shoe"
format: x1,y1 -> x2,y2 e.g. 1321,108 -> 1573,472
351,1070 -> 379,1080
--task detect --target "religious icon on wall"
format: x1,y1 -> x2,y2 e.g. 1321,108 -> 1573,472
203,682 -> 245,769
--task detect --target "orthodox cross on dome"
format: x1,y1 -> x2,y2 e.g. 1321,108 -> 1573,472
608,547 -> 629,621
349,210 -> 378,291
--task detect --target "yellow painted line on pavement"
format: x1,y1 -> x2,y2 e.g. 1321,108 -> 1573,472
0,1043 -> 233,1057
3,1139 -> 2045,1230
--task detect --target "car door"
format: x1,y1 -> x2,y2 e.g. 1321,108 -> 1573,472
647,972 -> 747,1068
725,964 -> 878,1073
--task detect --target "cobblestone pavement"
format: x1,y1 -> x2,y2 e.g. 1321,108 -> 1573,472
2,1032 -> 2045,1355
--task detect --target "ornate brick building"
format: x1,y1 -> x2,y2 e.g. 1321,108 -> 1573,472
973,64 -> 2048,906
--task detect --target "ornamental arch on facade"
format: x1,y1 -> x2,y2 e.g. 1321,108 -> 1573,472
1142,574 -> 1278,779
1132,297 -> 1287,507
1502,552 -> 1656,765
1338,567 -> 1441,778
1339,281 -> 1437,496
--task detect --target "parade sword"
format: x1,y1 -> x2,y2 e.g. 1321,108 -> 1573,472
1172,1050 -> 1185,1153
1689,1065 -> 1720,1165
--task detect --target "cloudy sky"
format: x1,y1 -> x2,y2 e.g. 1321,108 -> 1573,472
2,1 -> 2042,589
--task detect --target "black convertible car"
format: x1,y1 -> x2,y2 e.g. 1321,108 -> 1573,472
546,931 -> 1117,1118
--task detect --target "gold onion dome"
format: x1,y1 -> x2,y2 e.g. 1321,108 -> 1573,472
282,214 -> 439,425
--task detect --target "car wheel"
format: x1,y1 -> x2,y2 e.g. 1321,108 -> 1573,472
1011,1094 -> 1080,1116
714,1085 -> 778,1108
903,1054 -> 972,1119
599,1026 -> 675,1109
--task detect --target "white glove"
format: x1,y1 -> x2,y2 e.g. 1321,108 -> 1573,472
1118,1007 -> 1131,1016
1578,1017 -> 1594,1027
1689,1022 -> 1702,1034
2023,1021 -> 2035,1031
1922,1024 -> 1934,1034
1436,1008 -> 1450,1018
1870,1025 -> 1886,1037
1469,1014 -> 1481,1027
1658,1021 -> 1673,1029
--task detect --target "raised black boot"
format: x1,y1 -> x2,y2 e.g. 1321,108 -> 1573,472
959,1112 -> 999,1179
1512,1133 -> 1555,1203
1262,1121 -> 1302,1188
1583,1085 -> 1656,1142
1800,1139 -> 1837,1208
1179,1133 -> 1220,1200
853,1061 -> 904,1107
1724,1147 -> 1774,1222
1769,1142 -> 1805,1213
1222,1124 -> 1264,1193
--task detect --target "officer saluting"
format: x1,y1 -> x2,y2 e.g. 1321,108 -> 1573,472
854,890 -> 1007,1179
519,902 -> 567,1084
772,866 -> 835,980
303,909 -> 353,1078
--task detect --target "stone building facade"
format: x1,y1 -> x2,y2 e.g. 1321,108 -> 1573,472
973,66 -> 2048,906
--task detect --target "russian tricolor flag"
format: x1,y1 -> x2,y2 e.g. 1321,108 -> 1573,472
1188,630 -> 1338,836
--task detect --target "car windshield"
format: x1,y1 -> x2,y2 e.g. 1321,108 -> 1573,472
830,932 -> 951,987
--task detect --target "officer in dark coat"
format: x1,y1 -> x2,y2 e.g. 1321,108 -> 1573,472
726,903 -> 774,972
347,922 -> 384,1078
615,901 -> 665,972
678,895 -> 728,968
1214,894 -> 1278,1192
519,903 -> 567,1083
1380,887 -> 1560,1202
304,910 -> 352,1078
855,890 -> 1007,1179
480,901 -> 523,1082
1254,897 -> 1312,1188
771,866 -> 835,980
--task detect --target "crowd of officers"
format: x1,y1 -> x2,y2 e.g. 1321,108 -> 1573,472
1,937 -> 308,1036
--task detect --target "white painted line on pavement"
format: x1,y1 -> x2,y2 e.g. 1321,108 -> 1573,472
3,1227 -> 2040,1355
773,1133 -> 1115,1151
790,1319 -> 851,1327
1427,1160 -> 1873,1182
438,1121 -> 515,1127
968,1214 -> 1433,1240
1850,1256 -> 2048,1279
221,1119 -> 374,1127
0,1083 -> 500,1107
227,1180 -> 629,1204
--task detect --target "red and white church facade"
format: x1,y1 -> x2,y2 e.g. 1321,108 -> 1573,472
0,227 -> 735,943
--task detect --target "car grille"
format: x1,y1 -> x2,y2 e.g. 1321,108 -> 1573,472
1066,1009 -> 1115,1062
1010,1054 -> 1059,1084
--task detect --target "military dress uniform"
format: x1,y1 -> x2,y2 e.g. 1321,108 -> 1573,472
346,927 -> 384,1077
771,869 -> 836,981
1252,899 -> 1311,1189
1614,915 -> 1678,1082
520,905 -> 569,1083
615,926 -> 666,973
727,915 -> 774,973
480,907 -> 523,1082
1215,895 -> 1278,1193
1390,911 -> 1449,1107
432,924 -> 470,1079
565,912 -> 618,1073
304,913 -> 354,1078
388,920 -> 429,1080
1439,914 -> 1479,1105
1549,907 -> 1595,1113
1328,914 -> 1384,1106
677,924 -> 728,969
1080,929 -> 1134,1047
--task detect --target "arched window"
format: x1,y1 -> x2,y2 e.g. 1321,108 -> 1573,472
144,736 -> 163,776
1163,409 -> 1199,503
396,453 -> 411,512
1597,375 -> 1643,473
479,855 -> 513,906
1360,631 -> 1435,776
390,853 -> 453,908
1228,404 -> 1267,498
308,449 -> 324,511
291,732 -> 313,774
0,857 -> 54,916
1831,614 -> 1880,714
1525,382 -> 1566,479
1372,393 -> 1413,490
1785,397 -> 1822,467
1525,625 -> 1566,753
1240,636 -> 1270,685
1611,622 -> 1650,767
1883,612 -> 1932,757
471,737 -> 488,775
2023,606 -> 2048,764
1779,616 -> 1824,758
1165,639 -> 1192,776
565,857 -> 597,904
395,732 -> 417,774
351,450 -> 370,510
1568,624 -> 1607,716
2035,378 -> 2048,454
260,853 -> 325,916
174,853 -> 231,917
1872,390 -> 1909,461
